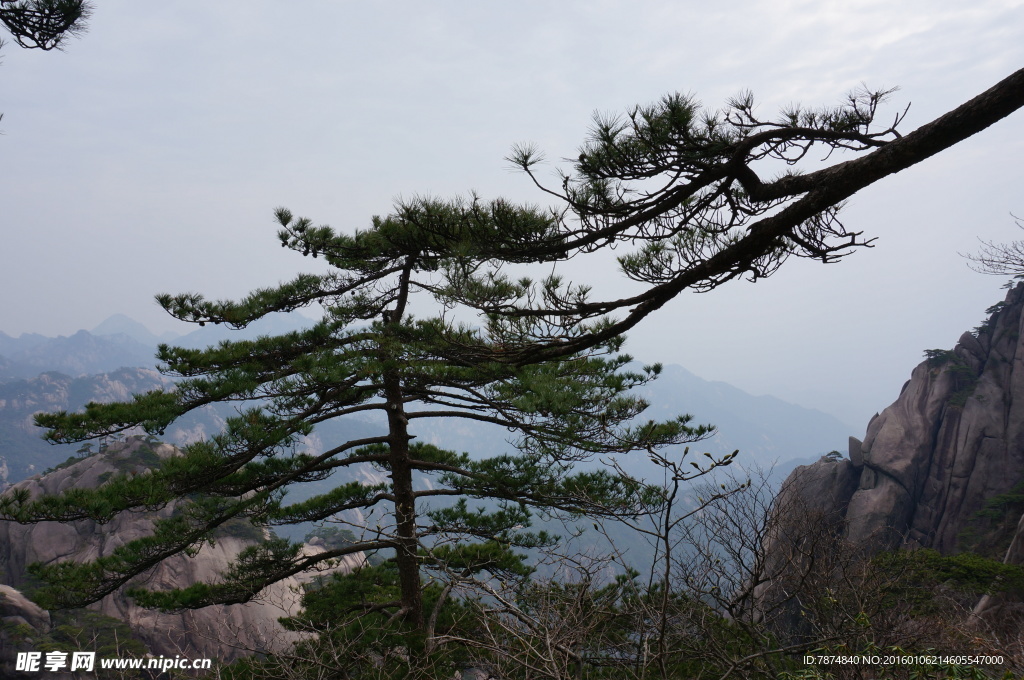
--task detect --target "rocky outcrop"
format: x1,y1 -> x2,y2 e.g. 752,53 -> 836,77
779,283 -> 1024,556
0,438 -> 363,661
0,585 -> 57,679
0,585 -> 49,632
0,367 -> 233,480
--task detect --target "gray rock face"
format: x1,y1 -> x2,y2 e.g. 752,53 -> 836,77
0,438 -> 363,661
0,585 -> 59,679
779,283 -> 1024,555
0,585 -> 49,632
781,455 -> 861,521
847,436 -> 864,468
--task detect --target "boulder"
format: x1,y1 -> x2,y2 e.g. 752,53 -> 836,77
848,436 -> 864,468
0,585 -> 49,632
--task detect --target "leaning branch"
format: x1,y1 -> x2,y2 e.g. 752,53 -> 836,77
518,68 -> 1024,364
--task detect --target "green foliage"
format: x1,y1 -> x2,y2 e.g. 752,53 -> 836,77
923,349 -> 979,408
214,516 -> 265,543
958,481 -> 1024,558
974,301 -> 1009,336
9,78 -> 956,673
874,548 -> 1024,617
49,609 -> 149,660
42,454 -> 81,475
925,349 -> 957,367
304,525 -> 358,549
259,562 -> 478,679
6,198 -> 722,643
305,526 -> 390,567
1,607 -> 149,680
42,435 -> 162,476
0,618 -> 36,645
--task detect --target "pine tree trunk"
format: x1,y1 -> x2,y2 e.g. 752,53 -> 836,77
384,366 -> 424,629
382,260 -> 424,629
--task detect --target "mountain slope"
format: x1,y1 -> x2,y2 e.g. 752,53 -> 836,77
0,437 -> 363,662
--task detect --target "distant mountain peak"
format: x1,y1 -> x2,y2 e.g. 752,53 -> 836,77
91,314 -> 179,346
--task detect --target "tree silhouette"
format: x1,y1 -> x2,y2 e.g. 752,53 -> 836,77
0,0 -> 91,52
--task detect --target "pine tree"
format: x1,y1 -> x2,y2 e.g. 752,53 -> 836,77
0,0 -> 92,52
426,69 -> 1024,362
2,204 -> 727,641
5,70 -> 1022,666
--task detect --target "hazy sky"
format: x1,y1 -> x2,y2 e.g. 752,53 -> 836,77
2,1 -> 1023,430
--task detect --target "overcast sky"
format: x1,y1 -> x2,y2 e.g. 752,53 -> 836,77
1,1 -> 1023,430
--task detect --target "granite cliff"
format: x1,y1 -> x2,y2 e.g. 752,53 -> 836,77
780,282 -> 1024,559
0,437 -> 363,663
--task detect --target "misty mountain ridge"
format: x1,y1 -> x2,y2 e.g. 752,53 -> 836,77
0,312 -> 318,382
0,329 -> 156,380
400,362 -> 846,480
0,314 -> 850,486
89,311 -> 319,350
90,313 -> 181,346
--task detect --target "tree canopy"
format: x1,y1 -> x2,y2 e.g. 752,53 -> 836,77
0,0 -> 91,52
2,205 -> 728,640
426,68 -> 1024,363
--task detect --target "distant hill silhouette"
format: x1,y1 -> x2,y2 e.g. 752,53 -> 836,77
0,315 -> 850,490
0,330 -> 156,380
91,313 -> 180,346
